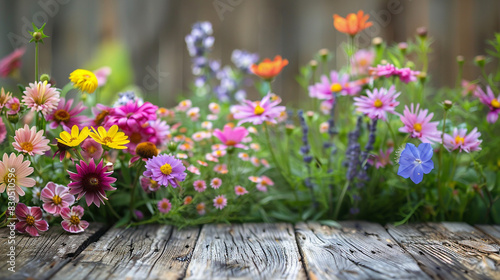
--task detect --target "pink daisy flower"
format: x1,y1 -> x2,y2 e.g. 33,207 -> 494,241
0,153 -> 36,202
13,124 -> 50,156
213,195 -> 227,210
395,68 -> 420,84
157,198 -> 172,213
61,206 -> 89,233
369,64 -> 397,78
81,138 -> 104,162
47,98 -> 89,130
0,118 -> 7,144
176,100 -> 192,112
250,156 -> 260,167
122,125 -> 154,153
212,149 -> 227,158
193,180 -> 207,192
205,153 -> 218,163
22,81 -> 60,116
213,125 -> 249,150
68,159 -> 117,207
187,165 -> 201,175
148,119 -> 170,147
210,178 -> 222,189
353,86 -> 400,121
443,127 -> 482,153
462,80 -> 478,96
238,153 -> 250,161
5,97 -> 20,115
234,185 -> 248,196
143,155 -> 187,188
41,182 -> 75,215
248,176 -> 260,183
187,107 -> 200,121
309,71 -> 361,101
209,102 -> 220,114
15,203 -> 48,237
351,49 -> 374,76
0,47 -> 25,77
214,164 -> 228,174
261,159 -> 270,168
367,147 -> 393,169
475,86 -> 500,123
398,104 -> 441,144
232,94 -> 286,125
256,176 -> 274,192
184,196 -> 193,205
140,177 -> 160,193
196,202 -> 206,215
106,100 -> 157,130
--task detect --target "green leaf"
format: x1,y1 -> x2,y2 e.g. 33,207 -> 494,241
318,220 -> 342,228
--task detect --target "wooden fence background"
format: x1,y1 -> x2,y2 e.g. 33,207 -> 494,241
0,0 -> 499,106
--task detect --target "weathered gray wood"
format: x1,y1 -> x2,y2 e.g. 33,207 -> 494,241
0,222 -> 107,280
52,224 -> 200,280
387,222 -> 500,280
295,221 -> 429,280
476,224 -> 500,244
185,223 -> 306,280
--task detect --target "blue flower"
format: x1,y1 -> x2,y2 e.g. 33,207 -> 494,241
397,143 -> 434,184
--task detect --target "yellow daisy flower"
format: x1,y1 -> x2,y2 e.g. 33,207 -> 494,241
57,125 -> 89,147
89,125 -> 129,150
69,69 -> 98,94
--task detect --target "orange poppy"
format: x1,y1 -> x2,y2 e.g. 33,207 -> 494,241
333,10 -> 373,36
250,55 -> 288,80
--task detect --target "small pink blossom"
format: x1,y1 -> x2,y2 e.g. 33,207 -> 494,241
41,182 -> 75,215
13,125 -> 51,156
196,202 -> 206,215
367,147 -> 393,169
475,86 -> 500,123
140,177 -> 160,193
398,104 -> 441,144
256,176 -> 274,192
209,102 -> 220,114
157,198 -> 172,213
232,94 -> 286,125
351,49 -> 375,76
193,180 -> 207,192
210,178 -> 222,189
176,100 -> 192,112
213,125 -> 249,149
81,138 -> 104,162
61,206 -> 89,233
213,195 -> 227,210
235,185 -> 248,196
186,107 -> 200,121
0,47 -> 25,77
5,97 -> 20,114
15,203 -> 48,237
214,164 -> 228,174
353,86 -> 400,121
443,127 -> 482,153
94,66 -> 111,87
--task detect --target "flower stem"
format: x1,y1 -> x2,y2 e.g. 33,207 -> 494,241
385,120 -> 399,148
106,202 -> 121,220
437,110 -> 448,220
129,164 -> 144,220
333,181 -> 349,220
35,42 -> 39,82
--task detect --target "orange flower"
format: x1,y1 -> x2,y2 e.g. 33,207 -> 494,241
250,55 -> 288,80
333,10 -> 373,36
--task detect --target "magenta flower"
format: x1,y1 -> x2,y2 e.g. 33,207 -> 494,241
213,195 -> 227,210
367,147 -> 393,169
157,198 -> 172,213
308,71 -> 361,101
47,98 -> 89,130
399,104 -> 441,144
15,203 -> 48,237
41,182 -> 75,215
354,86 -> 400,121
213,124 -> 249,149
13,125 -> 50,156
443,127 -> 482,153
351,49 -> 374,76
395,68 -> 420,84
235,185 -> 248,196
61,206 -> 89,233
369,64 -> 397,78
81,138 -> 104,162
5,97 -> 20,115
0,47 -> 25,77
121,124 -> 154,153
0,118 -> 7,145
475,86 -> 500,123
106,100 -> 157,130
68,159 -> 117,207
232,94 -> 286,125
193,180 -> 207,192
22,81 -> 60,116
143,154 -> 187,188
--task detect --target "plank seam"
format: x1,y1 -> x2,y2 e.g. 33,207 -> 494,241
175,225 -> 202,280
293,223 -> 311,280
145,225 -> 174,279
41,224 -> 111,280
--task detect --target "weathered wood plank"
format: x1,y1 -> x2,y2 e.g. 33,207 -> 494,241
0,222 -> 107,280
51,224 -> 200,280
476,224 -> 500,244
295,221 -> 429,280
185,223 -> 306,280
387,222 -> 500,280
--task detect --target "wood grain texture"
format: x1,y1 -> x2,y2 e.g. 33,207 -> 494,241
476,224 -> 500,243
185,223 -> 306,280
0,222 -> 107,280
52,224 -> 200,280
295,221 -> 429,280
387,222 -> 500,280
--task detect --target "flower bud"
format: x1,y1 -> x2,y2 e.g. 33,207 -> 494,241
319,48 -> 329,60
416,27 -> 427,38
7,113 -> 19,124
443,100 -> 453,110
418,72 -> 427,84
40,74 -> 51,83
167,141 -> 178,153
372,37 -> 383,46
474,55 -> 486,68
456,55 -> 464,65
398,42 -> 408,55
309,60 -> 318,71
32,32 -> 42,42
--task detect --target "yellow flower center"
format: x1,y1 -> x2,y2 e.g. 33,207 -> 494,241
216,197 -> 224,204
359,58 -> 368,66
10,103 -> 19,111
455,136 -> 465,145
150,179 -> 158,188
491,98 -> 500,109
53,195 -> 62,205
254,105 -> 265,115
373,99 -> 383,108
26,215 -> 35,226
87,146 -> 97,154
160,163 -> 173,175
54,109 -> 71,122
89,177 -> 99,186
20,142 -> 34,152
413,123 -> 422,132
103,136 -> 113,145
69,215 -> 80,225
330,83 -> 343,92
3,174 -> 15,184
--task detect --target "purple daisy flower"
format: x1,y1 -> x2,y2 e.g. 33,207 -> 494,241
353,86 -> 400,121
232,94 -> 286,125
47,98 -> 90,130
308,71 -> 361,100
144,154 -> 187,188
68,159 -> 117,207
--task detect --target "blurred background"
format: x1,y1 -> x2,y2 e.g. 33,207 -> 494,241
0,0 -> 499,107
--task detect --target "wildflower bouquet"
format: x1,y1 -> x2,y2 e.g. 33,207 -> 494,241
1,12 -> 500,237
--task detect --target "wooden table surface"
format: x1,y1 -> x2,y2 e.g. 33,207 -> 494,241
1,222 -> 499,280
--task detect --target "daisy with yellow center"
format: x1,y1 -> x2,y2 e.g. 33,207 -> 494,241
330,83 -> 343,92
89,125 -> 130,150
57,125 -> 90,147
69,69 -> 98,94
492,98 -> 500,108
